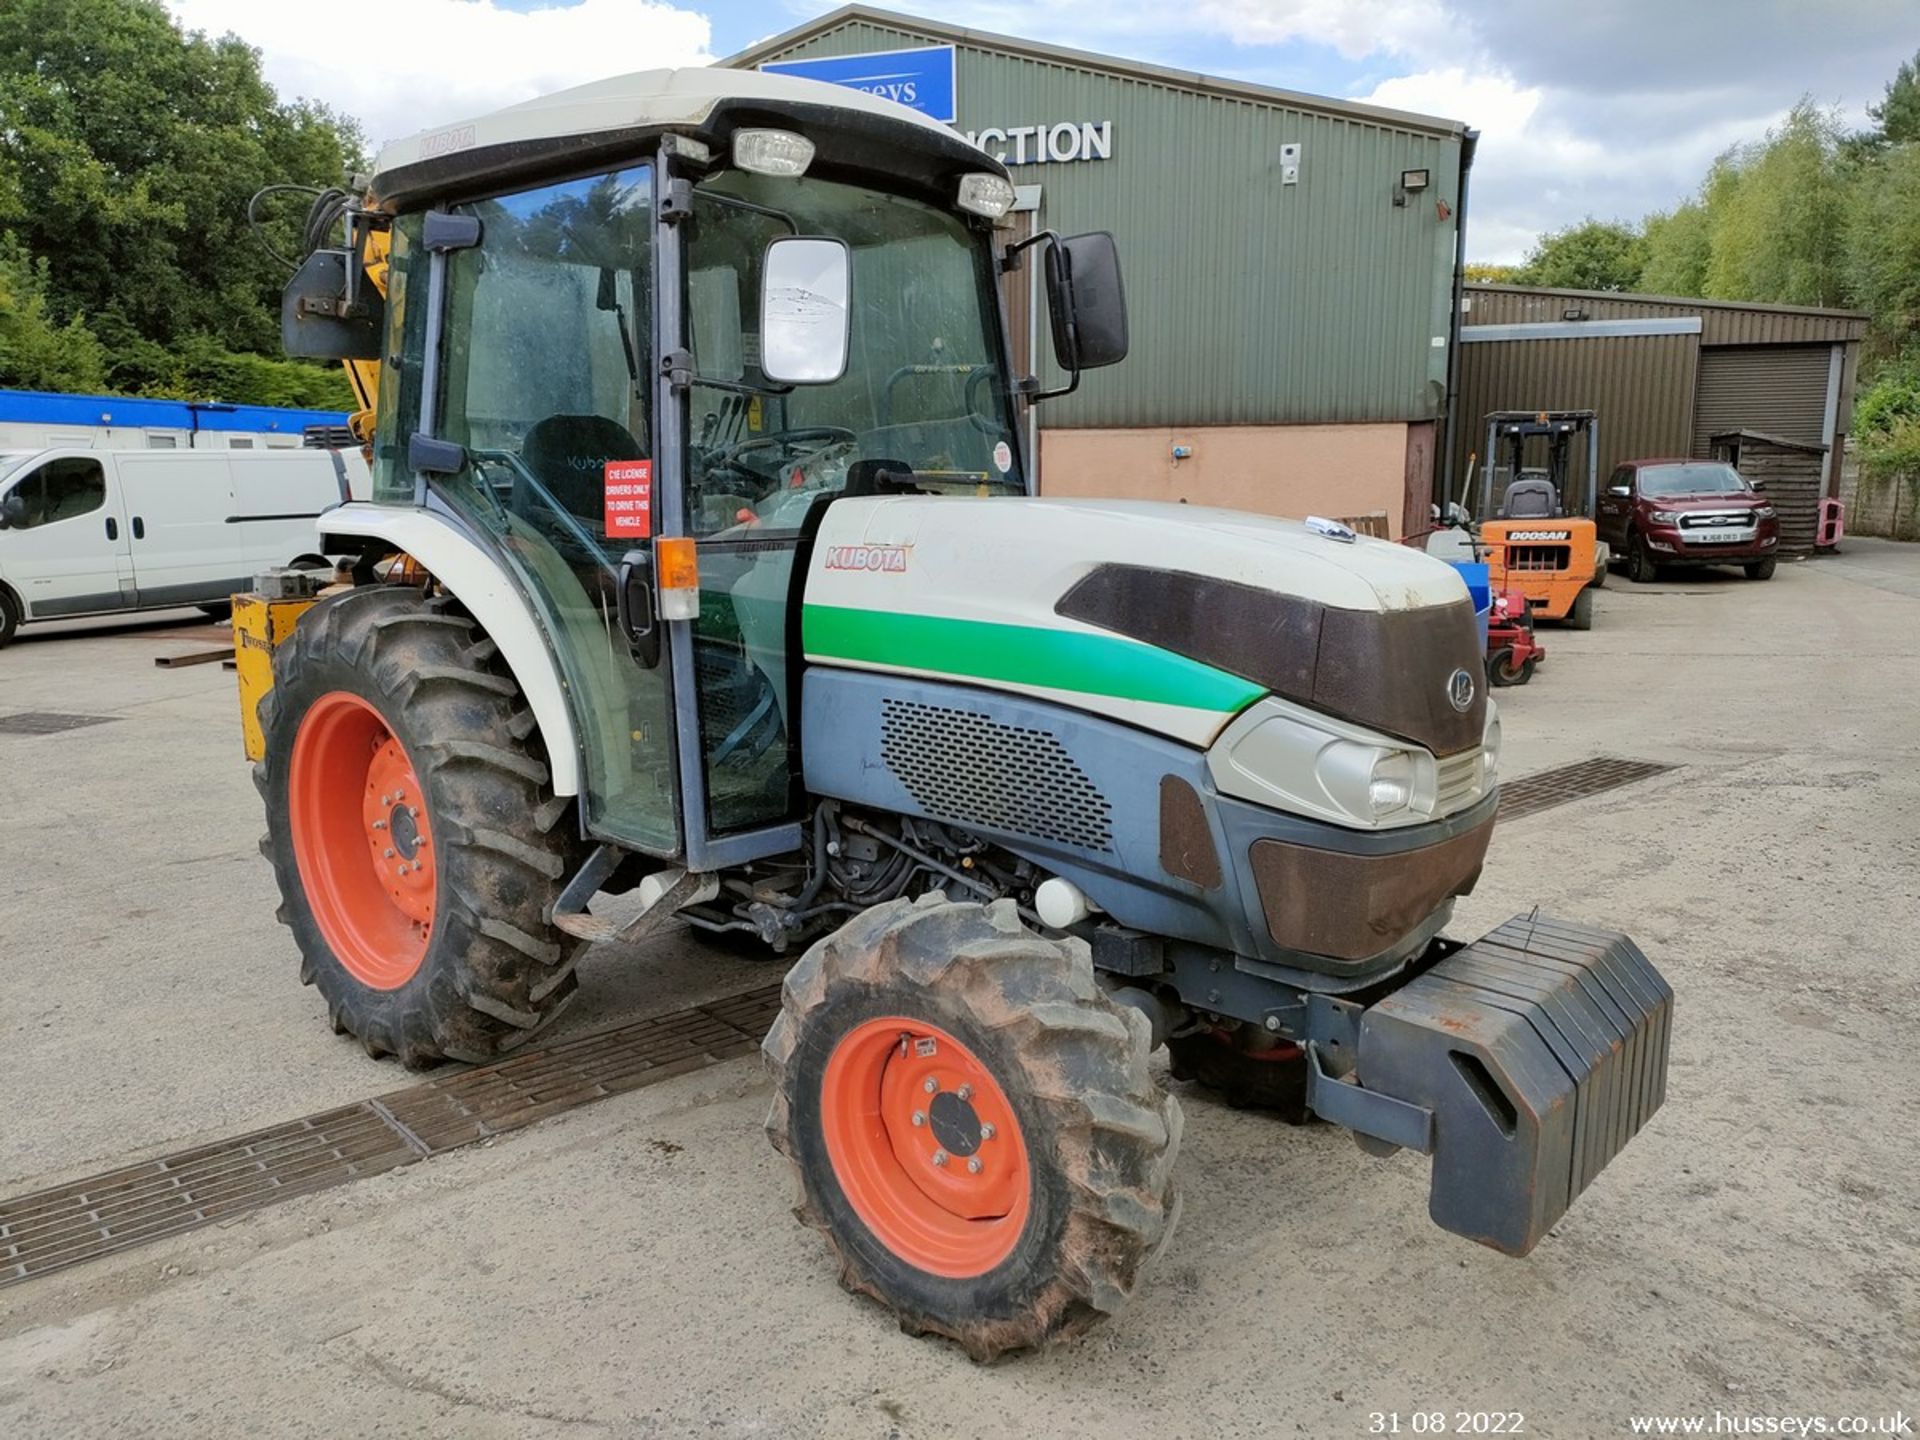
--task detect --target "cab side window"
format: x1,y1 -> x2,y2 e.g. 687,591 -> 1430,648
10,458 -> 106,529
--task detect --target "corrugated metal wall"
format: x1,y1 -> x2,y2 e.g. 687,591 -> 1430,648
1452,332 -> 1698,505
738,19 -> 1464,430
1466,286 -> 1867,348
1691,346 -> 1833,455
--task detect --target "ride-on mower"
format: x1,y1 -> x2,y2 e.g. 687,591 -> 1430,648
1477,410 -> 1607,630
1407,513 -> 1546,688
252,69 -> 1670,1360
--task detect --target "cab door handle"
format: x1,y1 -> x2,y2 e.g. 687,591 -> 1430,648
106,517 -> 118,540
132,516 -> 145,540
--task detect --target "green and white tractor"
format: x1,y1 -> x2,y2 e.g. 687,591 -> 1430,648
262,68 -> 1671,1360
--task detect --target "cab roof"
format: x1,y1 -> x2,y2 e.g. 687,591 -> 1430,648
371,67 -> 1003,210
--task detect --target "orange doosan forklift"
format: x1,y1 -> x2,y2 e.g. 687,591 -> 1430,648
1476,410 -> 1606,631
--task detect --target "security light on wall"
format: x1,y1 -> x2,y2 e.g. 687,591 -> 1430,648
1393,168 -> 1430,206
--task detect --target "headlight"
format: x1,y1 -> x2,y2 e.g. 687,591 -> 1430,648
732,129 -> 814,176
956,173 -> 1017,219
1368,751 -> 1414,817
1755,505 -> 1776,519
1648,509 -> 1679,524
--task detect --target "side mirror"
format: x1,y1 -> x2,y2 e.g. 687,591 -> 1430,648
1748,479 -> 1766,492
759,236 -> 850,385
282,248 -> 384,361
1043,230 -> 1128,372
0,492 -> 24,529
1608,484 -> 1630,498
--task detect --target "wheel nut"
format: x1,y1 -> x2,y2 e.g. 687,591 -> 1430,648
956,1084 -> 972,1101
923,1077 -> 937,1094
380,794 -> 391,805
373,820 -> 386,831
1264,1015 -> 1283,1032
967,1157 -> 982,1174
384,848 -> 395,858
910,1111 -> 925,1127
931,1150 -> 948,1166
980,1123 -> 995,1141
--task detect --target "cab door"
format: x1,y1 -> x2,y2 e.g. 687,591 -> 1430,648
0,453 -> 134,619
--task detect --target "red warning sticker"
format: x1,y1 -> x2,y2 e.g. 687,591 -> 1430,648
604,459 -> 652,539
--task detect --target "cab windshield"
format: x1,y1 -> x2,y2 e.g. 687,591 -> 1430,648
1639,462 -> 1750,498
682,171 -> 1020,536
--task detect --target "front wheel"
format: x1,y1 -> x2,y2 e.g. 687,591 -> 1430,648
1487,646 -> 1535,687
765,895 -> 1182,1362
1567,586 -> 1594,631
1744,558 -> 1776,581
256,586 -> 587,1066
1626,533 -> 1660,584
0,588 -> 19,649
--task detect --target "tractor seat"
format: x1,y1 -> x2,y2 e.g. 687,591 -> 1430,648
1500,476 -> 1562,519
518,413 -> 647,532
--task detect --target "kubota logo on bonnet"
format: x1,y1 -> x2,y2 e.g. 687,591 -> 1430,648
824,544 -> 910,573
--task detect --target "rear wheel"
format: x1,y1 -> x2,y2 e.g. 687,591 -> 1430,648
1567,586 -> 1594,631
1744,558 -> 1776,581
1626,533 -> 1659,584
0,588 -> 19,649
765,895 -> 1181,1362
256,586 -> 586,1066
197,601 -> 233,621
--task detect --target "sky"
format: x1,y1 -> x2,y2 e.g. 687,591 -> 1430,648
165,0 -> 1914,263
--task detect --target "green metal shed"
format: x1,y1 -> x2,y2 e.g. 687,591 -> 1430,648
723,6 -> 1470,535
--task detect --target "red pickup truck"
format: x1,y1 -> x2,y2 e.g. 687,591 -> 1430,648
1597,459 -> 1780,583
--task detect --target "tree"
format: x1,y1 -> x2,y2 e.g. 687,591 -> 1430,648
0,235 -> 108,392
1845,143 -> 1920,353
0,0 -> 365,406
1869,48 -> 1920,144
1514,220 -> 1645,292
1463,262 -> 1523,284
1699,102 -> 1850,307
1638,202 -> 1710,297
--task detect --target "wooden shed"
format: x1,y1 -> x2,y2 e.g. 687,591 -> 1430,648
1709,429 -> 1828,559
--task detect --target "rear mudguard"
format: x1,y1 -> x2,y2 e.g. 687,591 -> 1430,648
1310,914 -> 1672,1255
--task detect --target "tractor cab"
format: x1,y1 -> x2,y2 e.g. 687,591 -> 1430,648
1473,409 -> 1605,629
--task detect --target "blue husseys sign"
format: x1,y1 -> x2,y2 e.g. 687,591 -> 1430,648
760,46 -> 957,124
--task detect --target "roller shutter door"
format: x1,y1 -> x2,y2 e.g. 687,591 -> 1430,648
1691,345 -> 1832,455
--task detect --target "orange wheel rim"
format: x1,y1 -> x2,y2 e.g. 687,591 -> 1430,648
819,1016 -> 1031,1278
287,691 -> 435,990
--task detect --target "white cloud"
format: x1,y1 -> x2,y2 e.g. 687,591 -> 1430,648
1190,0 -> 1454,60
1356,66 -> 1791,262
166,0 -> 713,155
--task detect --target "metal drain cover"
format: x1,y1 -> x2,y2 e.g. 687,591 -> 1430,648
0,984 -> 782,1287
0,711 -> 117,736
1499,756 -> 1676,823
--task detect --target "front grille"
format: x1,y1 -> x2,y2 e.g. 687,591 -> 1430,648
1434,749 -> 1484,814
1680,512 -> 1754,529
880,698 -> 1114,852
1505,545 -> 1572,572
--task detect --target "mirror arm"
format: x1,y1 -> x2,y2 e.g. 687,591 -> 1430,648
1022,367 -> 1082,405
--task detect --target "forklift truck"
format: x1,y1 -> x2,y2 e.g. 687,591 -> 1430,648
1477,410 -> 1606,629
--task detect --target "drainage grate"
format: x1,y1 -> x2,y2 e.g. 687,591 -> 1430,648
0,984 -> 781,1288
0,711 -> 117,736
1498,756 -> 1676,823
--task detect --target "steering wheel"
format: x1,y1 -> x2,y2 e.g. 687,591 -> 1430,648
714,427 -> 858,476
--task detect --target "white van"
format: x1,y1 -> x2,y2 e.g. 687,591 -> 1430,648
0,447 -> 370,646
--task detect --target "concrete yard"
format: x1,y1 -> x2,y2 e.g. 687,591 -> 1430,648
1,546 -> 1916,1438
